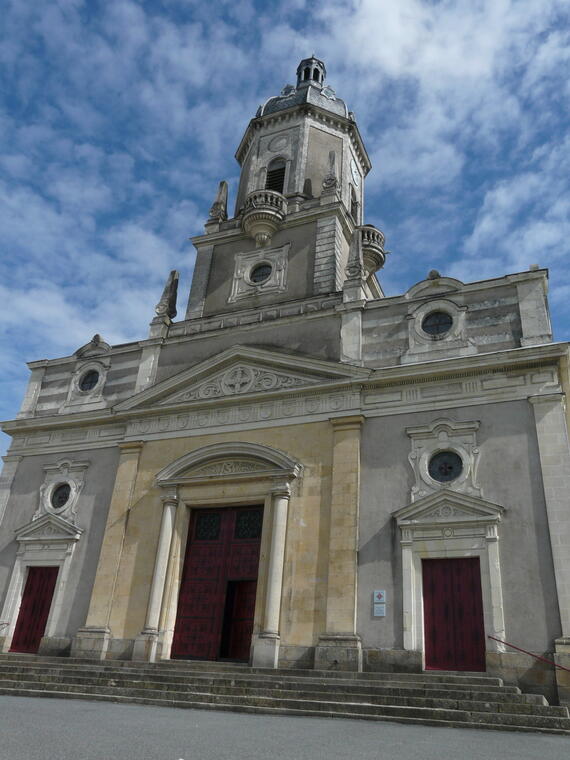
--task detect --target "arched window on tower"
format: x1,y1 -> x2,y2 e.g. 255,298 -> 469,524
304,68 -> 310,81
350,185 -> 359,223
265,158 -> 286,194
313,68 -> 320,82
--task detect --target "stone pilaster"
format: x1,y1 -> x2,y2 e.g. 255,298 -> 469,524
185,243 -> 214,319
17,361 -> 47,418
71,441 -> 144,659
530,394 -> 570,638
0,455 -> 22,528
315,415 -> 364,671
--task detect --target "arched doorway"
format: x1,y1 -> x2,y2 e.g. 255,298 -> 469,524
136,442 -> 302,668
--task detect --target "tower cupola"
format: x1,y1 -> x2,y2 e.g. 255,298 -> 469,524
296,56 -> 326,89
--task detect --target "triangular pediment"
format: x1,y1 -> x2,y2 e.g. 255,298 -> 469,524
15,513 -> 83,543
393,489 -> 505,525
115,345 -> 370,412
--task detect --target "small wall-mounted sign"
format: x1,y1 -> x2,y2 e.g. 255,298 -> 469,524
373,590 -> 387,617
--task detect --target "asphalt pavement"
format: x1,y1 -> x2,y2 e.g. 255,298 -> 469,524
0,695 -> 568,760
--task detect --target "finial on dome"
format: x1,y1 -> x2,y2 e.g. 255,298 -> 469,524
296,56 -> 326,89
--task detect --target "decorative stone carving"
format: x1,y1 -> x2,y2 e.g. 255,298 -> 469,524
154,270 -> 179,319
228,244 -> 289,303
62,336 -> 111,412
160,362 -> 320,404
35,458 -> 89,524
406,417 -> 481,501
322,151 -> 338,192
190,459 -> 270,477
402,296 -> 476,364
242,190 -> 286,247
208,180 -> 228,221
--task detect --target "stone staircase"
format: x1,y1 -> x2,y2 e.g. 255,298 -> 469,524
0,654 -> 569,734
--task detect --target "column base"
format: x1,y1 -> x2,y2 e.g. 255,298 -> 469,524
315,633 -> 362,672
71,626 -> 111,660
555,638 -> 570,707
251,633 -> 280,669
132,628 -> 160,662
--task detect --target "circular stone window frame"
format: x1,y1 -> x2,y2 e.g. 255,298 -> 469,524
41,477 -> 83,519
71,360 -> 107,398
421,310 -> 454,340
246,261 -> 273,287
419,444 -> 470,491
408,298 -> 467,347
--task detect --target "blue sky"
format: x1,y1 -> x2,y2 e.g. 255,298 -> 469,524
1,0 -> 569,454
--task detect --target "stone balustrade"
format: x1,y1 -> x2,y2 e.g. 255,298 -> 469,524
242,190 -> 287,247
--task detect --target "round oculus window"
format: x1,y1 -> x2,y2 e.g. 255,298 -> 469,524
422,311 -> 453,337
79,369 -> 99,391
428,451 -> 463,483
51,483 -> 71,509
250,263 -> 272,284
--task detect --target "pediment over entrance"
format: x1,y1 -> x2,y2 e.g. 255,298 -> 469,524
15,513 -> 83,544
393,489 -> 505,527
115,345 -> 370,412
155,441 -> 303,487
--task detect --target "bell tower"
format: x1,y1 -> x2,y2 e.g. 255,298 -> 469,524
186,58 -> 386,320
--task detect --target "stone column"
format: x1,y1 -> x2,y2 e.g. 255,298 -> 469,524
71,441 -> 144,659
315,415 -> 364,671
252,487 -> 290,668
133,495 -> 179,662
530,393 -> 570,704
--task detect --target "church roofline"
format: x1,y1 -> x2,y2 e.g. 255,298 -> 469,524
2,341 -> 568,439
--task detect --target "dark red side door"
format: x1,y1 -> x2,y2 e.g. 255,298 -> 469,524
422,557 -> 486,671
171,507 -> 262,661
10,566 -> 59,653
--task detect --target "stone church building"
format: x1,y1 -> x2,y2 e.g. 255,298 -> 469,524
1,57 -> 569,704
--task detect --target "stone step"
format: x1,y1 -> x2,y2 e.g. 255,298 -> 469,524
0,668 -> 534,703
0,663 -> 522,697
0,677 -> 563,718
0,654 -> 504,685
1,655 -> 564,734
0,685 -> 568,734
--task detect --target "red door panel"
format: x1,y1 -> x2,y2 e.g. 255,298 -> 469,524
422,557 -> 485,672
172,507 -> 262,661
10,566 -> 59,654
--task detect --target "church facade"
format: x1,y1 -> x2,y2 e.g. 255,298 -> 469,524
1,58 -> 570,705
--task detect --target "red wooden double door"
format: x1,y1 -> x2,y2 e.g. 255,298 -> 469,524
171,506 -> 263,661
10,566 -> 59,654
422,557 -> 486,671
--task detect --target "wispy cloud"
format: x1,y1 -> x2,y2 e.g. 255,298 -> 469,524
1,0 -> 569,455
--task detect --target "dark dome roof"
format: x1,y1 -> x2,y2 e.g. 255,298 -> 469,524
257,82 -> 349,119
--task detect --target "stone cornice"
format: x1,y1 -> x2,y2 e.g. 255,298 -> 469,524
364,269 -> 549,312
235,105 -> 371,172
2,343 -> 567,454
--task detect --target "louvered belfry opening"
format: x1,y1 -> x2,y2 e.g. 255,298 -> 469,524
265,159 -> 286,193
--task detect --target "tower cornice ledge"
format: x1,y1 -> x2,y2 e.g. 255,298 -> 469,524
235,104 -> 371,172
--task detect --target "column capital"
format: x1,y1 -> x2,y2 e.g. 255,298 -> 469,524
160,487 -> 179,506
270,484 -> 291,499
529,393 -> 565,406
329,414 -> 365,431
118,440 -> 145,453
